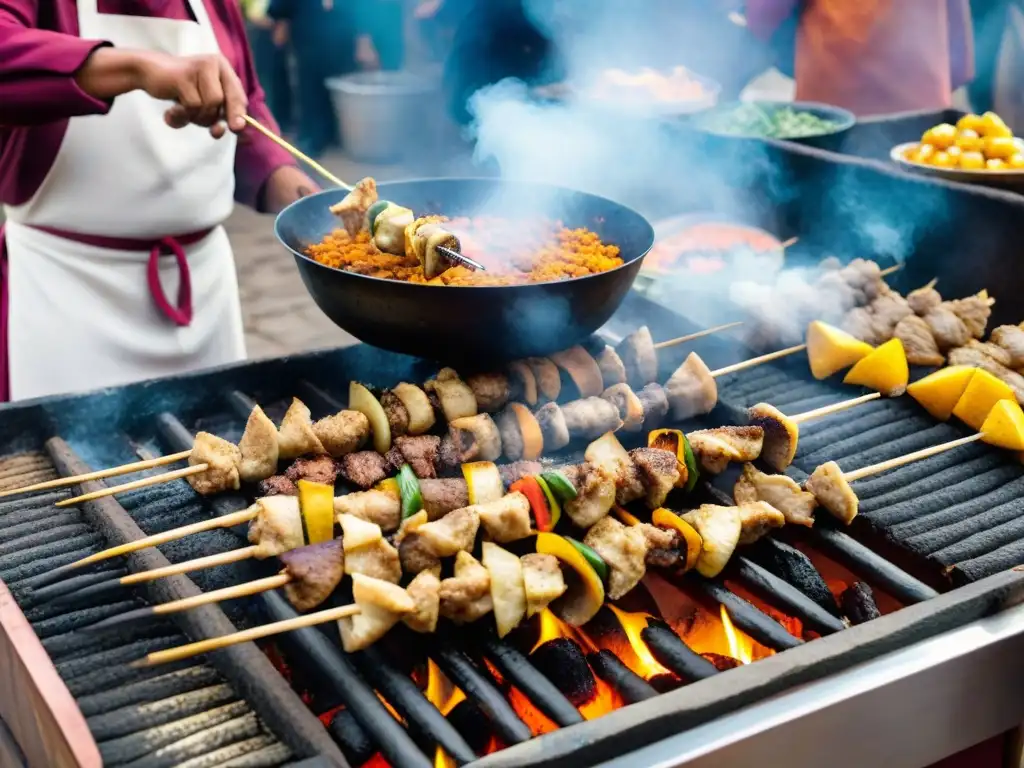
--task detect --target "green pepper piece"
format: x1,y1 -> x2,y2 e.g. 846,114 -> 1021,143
534,475 -> 562,529
397,464 -> 423,519
367,200 -> 390,236
681,433 -> 700,493
566,537 -> 609,585
540,470 -> 577,502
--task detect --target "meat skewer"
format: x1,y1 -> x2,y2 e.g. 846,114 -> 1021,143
650,320 -> 744,351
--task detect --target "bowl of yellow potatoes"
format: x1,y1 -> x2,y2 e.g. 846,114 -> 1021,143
890,111 -> 1024,187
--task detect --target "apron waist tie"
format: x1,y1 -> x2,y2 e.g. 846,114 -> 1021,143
28,225 -> 211,327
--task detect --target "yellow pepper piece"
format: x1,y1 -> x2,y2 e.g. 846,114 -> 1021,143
374,477 -> 400,499
647,428 -> 690,488
842,338 -> 909,396
612,505 -> 643,527
806,320 -> 874,380
535,532 -> 605,627
651,508 -> 703,573
906,366 -> 977,421
296,479 -> 336,545
980,399 -> 1024,451
462,461 -> 504,505
952,369 -> 1016,431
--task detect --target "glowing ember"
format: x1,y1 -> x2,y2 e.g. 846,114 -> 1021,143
424,659 -> 468,767
532,608 -> 598,653
719,606 -> 753,665
606,606 -> 672,680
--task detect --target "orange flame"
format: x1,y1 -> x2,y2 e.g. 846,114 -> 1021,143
424,659 -> 467,768
606,606 -> 671,679
719,606 -> 753,664
531,608 -> 598,653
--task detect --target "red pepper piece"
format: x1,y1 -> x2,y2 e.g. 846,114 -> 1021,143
510,476 -> 552,532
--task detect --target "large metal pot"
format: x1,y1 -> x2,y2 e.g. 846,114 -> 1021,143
325,71 -> 439,163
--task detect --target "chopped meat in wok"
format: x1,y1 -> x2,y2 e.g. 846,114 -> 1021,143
313,410 -> 370,458
924,306 -> 971,351
561,463 -> 617,528
475,492 -> 533,544
737,501 -> 786,545
466,372 -> 511,413
733,463 -> 817,527
440,551 -> 493,624
403,570 -> 442,634
280,539 -> 345,612
561,397 -> 623,440
393,435 -> 441,479
597,345 -> 628,386
188,432 -> 242,495
686,425 -> 764,474
991,325 -> 1024,369
248,496 -> 303,559
335,489 -> 401,532
259,475 -> 297,497
805,461 -> 859,525
419,478 -> 470,520
629,447 -> 681,509
379,390 -> 409,439
238,405 -> 279,483
894,315 -> 945,367
535,402 -> 571,452
340,451 -> 389,489
278,398 -> 326,459
449,413 -> 502,462
329,176 -> 377,236
285,455 -> 339,486
907,283 -> 942,316
946,295 -> 991,338
584,516 -> 649,600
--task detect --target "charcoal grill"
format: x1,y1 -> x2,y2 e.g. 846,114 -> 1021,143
2,291 -> 1024,768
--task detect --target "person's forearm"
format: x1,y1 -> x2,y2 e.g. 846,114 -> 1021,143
73,46 -> 143,100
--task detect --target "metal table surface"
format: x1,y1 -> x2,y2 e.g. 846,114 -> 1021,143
597,598 -> 1024,768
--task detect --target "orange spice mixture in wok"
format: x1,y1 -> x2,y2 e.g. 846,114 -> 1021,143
306,216 -> 623,286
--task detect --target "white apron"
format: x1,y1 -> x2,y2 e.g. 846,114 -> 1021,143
2,0 -> 246,401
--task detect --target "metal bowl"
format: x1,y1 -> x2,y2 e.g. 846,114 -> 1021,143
890,140 -> 1024,189
690,100 -> 856,151
275,178 -> 655,365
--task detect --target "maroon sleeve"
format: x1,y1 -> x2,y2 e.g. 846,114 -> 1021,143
0,0 -> 114,125
222,0 -> 296,211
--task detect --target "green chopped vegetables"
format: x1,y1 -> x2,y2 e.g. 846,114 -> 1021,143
397,464 -> 423,519
697,103 -> 845,139
567,537 -> 610,585
540,470 -> 577,502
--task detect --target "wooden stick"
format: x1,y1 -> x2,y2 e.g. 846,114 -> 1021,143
790,392 -> 881,425
152,573 -> 291,616
842,434 -> 983,483
0,450 -> 193,500
781,236 -> 798,249
121,545 -> 260,586
243,116 -> 350,190
132,603 -> 362,667
653,321 -> 744,351
880,264 -> 902,278
55,464 -> 209,508
710,344 -> 807,378
67,506 -> 259,569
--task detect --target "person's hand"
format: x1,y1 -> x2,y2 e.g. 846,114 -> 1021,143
414,0 -> 443,19
355,34 -> 381,70
262,165 -> 320,213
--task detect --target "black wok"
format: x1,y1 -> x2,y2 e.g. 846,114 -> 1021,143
275,178 -> 654,365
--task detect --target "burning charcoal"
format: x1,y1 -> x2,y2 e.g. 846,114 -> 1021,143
701,653 -> 742,672
747,539 -> 841,618
587,650 -> 657,703
529,638 -> 596,707
840,582 -> 881,625
641,624 -> 718,683
446,698 -> 494,754
328,708 -> 377,766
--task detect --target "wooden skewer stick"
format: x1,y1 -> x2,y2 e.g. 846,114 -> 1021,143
879,264 -> 902,278
842,433 -> 983,483
133,602 -> 362,668
781,236 -> 798,249
121,545 -> 260,586
67,506 -> 259,569
789,392 -> 882,425
0,450 -> 193,500
55,464 -> 209,509
653,321 -> 745,351
710,344 -> 808,378
243,116 -> 351,190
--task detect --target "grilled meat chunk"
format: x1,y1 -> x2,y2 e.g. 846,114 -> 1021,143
687,425 -> 764,474
535,402 -> 570,451
345,538 -> 402,584
425,368 -> 478,422
907,283 -> 942,316
393,435 -> 441,479
602,383 -> 645,432
947,295 -> 991,338
681,504 -> 742,578
507,361 -> 538,405
805,461 -> 858,524
403,570 -> 442,634
340,451 -> 389,489
665,352 -> 718,420
521,553 -> 567,618
964,339 -> 1013,368
259,475 -> 297,497
618,326 -> 658,387
328,176 -> 377,236
285,455 -> 339,486
842,306 -> 881,345
248,496 -> 303,559
733,463 -> 816,527
584,516 -> 649,600
475,492 -> 533,544
636,383 -> 670,429
419,478 -> 470,520
416,506 -> 480,558
449,413 -> 502,462
561,397 -> 623,440
379,391 -> 409,439
746,402 -> 799,471
338,573 -> 414,653
466,372 -> 511,413
238,405 -> 279,483
188,432 -> 242,495
948,347 -> 1024,403
440,551 -> 493,624
482,542 -> 527,637
278,398 -> 326,459
561,463 -> 617,528
525,357 -> 561,402
335,489 -> 401,532
991,325 -> 1024,369
737,501 -> 786,545
924,306 -> 971,351
436,435 -> 462,474
280,539 -> 345,612
550,345 -> 605,399
391,383 -> 435,435
398,531 -> 442,575
596,345 -> 628,386
313,410 -> 370,458
867,293 -> 913,338
629,447 -> 681,509
894,315 -> 945,366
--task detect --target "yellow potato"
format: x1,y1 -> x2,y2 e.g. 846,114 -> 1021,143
1010,153 -> 1024,169
987,158 -> 1008,170
959,150 -> 985,170
955,129 -> 983,152
956,113 -> 985,133
922,123 -> 958,149
980,111 -> 1012,138
946,145 -> 963,161
913,143 -> 936,164
984,136 -> 1017,159
931,150 -> 955,168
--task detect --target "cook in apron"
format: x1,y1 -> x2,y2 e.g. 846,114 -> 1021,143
0,0 -> 246,402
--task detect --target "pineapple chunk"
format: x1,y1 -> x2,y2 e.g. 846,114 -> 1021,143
806,320 -> 874,380
842,338 -> 909,396
980,399 -> 1024,450
907,366 -> 977,421
952,369 -> 1016,431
